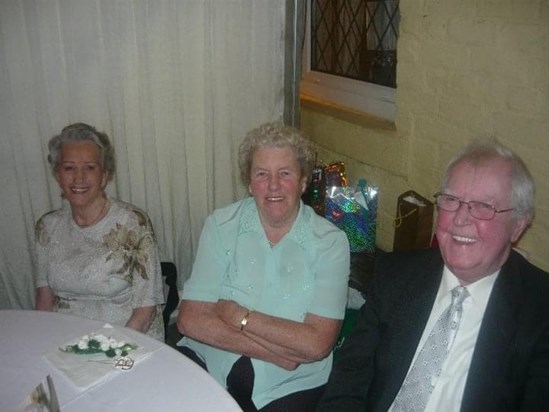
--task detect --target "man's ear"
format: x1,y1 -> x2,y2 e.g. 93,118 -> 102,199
511,215 -> 529,243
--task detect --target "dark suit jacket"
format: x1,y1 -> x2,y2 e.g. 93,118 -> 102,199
318,249 -> 549,411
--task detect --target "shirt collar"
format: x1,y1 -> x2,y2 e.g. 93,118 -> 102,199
440,265 -> 499,307
238,198 -> 308,245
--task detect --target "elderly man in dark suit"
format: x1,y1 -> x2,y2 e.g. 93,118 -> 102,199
318,139 -> 549,411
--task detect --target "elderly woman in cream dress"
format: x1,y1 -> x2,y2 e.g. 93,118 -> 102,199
34,123 -> 165,341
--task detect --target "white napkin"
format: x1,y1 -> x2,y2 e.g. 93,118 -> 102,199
15,375 -> 59,412
44,326 -> 155,390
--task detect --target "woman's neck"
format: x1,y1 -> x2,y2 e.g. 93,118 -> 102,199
72,195 -> 109,228
261,211 -> 298,247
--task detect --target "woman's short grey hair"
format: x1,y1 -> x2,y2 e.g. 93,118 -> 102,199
48,123 -> 116,181
441,138 -> 535,223
238,122 -> 316,187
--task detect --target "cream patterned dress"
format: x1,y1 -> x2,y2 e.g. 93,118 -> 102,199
35,198 -> 165,341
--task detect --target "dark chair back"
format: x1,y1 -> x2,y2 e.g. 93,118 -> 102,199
161,262 -> 179,335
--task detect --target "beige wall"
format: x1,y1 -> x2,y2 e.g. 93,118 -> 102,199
301,0 -> 549,272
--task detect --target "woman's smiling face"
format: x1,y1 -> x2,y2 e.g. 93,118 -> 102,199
55,140 -> 107,209
249,146 -> 307,229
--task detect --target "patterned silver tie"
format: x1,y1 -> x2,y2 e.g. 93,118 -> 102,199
392,286 -> 469,412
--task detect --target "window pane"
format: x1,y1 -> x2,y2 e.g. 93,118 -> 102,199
311,0 -> 399,88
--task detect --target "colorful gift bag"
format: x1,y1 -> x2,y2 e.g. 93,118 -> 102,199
324,178 -> 378,253
302,162 -> 378,253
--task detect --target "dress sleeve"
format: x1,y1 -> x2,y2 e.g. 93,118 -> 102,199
308,228 -> 350,320
34,217 -> 50,288
127,209 -> 165,308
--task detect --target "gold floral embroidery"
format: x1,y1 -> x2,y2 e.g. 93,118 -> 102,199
36,210 -> 60,246
35,217 -> 50,246
132,208 -> 149,229
103,221 -> 153,284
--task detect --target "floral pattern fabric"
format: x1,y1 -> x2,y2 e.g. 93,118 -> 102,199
103,221 -> 154,283
34,198 -> 165,341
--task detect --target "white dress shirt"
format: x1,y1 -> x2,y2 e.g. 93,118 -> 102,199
390,266 -> 498,412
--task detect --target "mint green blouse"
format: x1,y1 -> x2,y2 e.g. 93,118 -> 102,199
179,198 -> 350,408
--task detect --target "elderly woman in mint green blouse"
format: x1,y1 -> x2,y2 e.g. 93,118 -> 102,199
177,122 -> 350,411
34,123 -> 165,341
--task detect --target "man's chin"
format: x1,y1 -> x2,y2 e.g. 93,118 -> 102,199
447,262 -> 493,284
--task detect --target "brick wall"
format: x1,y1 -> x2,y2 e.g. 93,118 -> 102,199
301,0 -> 549,271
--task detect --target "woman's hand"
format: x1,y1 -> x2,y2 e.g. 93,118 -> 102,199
125,306 -> 156,334
35,286 -> 56,311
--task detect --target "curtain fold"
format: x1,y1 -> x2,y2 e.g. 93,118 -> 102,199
0,0 -> 287,309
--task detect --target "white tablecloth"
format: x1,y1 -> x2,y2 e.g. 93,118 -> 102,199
0,310 -> 241,411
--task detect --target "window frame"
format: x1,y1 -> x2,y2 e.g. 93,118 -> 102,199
300,0 -> 397,121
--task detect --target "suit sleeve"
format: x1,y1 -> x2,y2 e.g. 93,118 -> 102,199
316,259 -> 385,410
520,324 -> 549,409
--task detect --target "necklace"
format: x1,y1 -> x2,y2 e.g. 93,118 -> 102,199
77,197 -> 109,228
267,231 -> 287,247
265,221 -> 292,248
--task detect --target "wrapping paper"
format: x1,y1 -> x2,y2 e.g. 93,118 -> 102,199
325,179 -> 378,253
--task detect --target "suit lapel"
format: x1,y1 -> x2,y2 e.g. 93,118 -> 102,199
460,253 -> 522,409
375,250 -> 445,410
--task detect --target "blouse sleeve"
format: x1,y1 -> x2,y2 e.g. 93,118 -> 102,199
308,226 -> 351,320
181,214 -> 227,302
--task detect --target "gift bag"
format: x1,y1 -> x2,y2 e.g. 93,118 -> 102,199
302,165 -> 327,216
324,161 -> 347,187
302,162 -> 378,253
302,161 -> 346,216
325,178 -> 378,253
393,190 -> 434,251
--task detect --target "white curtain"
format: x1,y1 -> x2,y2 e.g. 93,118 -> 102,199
0,0 -> 288,309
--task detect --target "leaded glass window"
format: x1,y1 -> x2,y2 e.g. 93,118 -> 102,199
310,0 -> 399,88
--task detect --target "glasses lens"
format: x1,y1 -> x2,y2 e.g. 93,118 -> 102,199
437,194 -> 459,211
436,194 -> 498,220
469,202 -> 495,220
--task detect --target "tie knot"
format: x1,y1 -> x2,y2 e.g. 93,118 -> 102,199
451,286 -> 469,306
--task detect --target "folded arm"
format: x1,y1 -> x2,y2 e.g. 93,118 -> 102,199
178,299 -> 302,370
216,299 -> 342,364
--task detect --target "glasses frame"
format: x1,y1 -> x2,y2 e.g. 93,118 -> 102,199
434,193 -> 514,221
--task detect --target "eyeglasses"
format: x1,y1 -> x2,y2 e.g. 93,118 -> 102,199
434,193 -> 514,221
